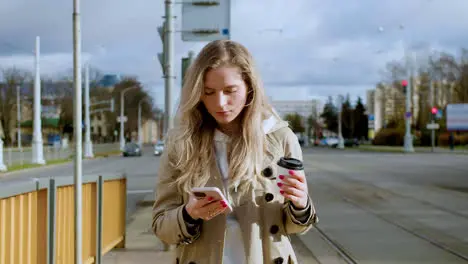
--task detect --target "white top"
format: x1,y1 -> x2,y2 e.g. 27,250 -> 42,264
213,115 -> 278,264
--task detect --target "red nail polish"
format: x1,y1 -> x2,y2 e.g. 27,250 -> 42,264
289,170 -> 295,175
208,196 -> 214,201
222,203 -> 227,208
277,182 -> 283,187
280,190 -> 285,194
220,200 -> 226,205
279,175 -> 285,180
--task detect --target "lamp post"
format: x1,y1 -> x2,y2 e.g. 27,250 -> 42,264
72,0 -> 83,262
378,25 -> 414,152
402,79 -> 414,152
17,85 -> 22,150
32,36 -> 45,165
337,95 -> 345,149
120,86 -> 138,150
0,139 -> 6,172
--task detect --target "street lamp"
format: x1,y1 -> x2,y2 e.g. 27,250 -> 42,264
378,25 -> 414,152
120,86 -> 138,150
0,139 -> 6,171
32,36 -> 45,165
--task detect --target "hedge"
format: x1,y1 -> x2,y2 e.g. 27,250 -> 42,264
372,128 -> 405,146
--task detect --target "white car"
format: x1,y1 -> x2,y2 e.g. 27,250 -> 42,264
326,137 -> 339,148
154,141 -> 164,156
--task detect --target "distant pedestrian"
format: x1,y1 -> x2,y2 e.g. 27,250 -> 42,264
152,40 -> 318,264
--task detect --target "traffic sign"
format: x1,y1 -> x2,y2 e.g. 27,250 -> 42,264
405,112 -> 412,119
426,123 -> 440,130
181,0 -> 231,41
447,104 -> 468,131
368,114 -> 374,121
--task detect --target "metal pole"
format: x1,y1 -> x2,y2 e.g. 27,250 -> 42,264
164,0 -> 175,136
32,36 -> 45,164
84,63 -> 94,158
404,70 -> 414,152
430,79 -> 435,152
138,101 -> 142,147
17,85 -> 22,150
120,90 -> 125,150
337,95 -> 345,149
401,28 -> 414,153
0,139 -> 6,171
73,0 -> 83,262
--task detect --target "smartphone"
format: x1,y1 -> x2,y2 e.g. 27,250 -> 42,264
191,187 -> 233,213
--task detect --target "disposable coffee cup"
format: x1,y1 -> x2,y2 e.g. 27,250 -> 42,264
276,157 -> 304,183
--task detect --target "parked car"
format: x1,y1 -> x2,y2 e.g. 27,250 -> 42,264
154,141 -> 164,156
326,137 -> 339,148
122,142 -> 142,157
344,138 -> 360,147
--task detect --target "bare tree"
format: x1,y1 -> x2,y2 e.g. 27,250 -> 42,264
415,70 -> 431,130
0,67 -> 32,145
429,49 -> 468,104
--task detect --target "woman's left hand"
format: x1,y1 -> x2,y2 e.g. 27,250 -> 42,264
277,170 -> 309,209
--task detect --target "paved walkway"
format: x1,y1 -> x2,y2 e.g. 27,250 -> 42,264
102,201 -> 347,264
102,205 -> 175,264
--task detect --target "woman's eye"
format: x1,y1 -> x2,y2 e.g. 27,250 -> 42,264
225,89 -> 237,94
204,90 -> 215,95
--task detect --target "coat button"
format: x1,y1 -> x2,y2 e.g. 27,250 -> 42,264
273,257 -> 284,264
270,225 -> 279,234
265,193 -> 274,202
262,166 -> 273,177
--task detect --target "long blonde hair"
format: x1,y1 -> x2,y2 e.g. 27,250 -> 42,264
166,40 -> 275,195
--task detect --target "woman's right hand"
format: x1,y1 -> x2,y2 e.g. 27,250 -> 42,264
185,194 -> 228,221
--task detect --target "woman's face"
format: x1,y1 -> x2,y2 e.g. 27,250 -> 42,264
202,66 -> 248,126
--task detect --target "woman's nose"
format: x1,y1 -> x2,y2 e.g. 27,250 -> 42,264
217,93 -> 228,107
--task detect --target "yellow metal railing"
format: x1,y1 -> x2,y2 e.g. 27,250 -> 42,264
0,174 -> 127,264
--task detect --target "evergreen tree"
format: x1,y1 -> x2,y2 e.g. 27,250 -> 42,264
320,96 -> 338,133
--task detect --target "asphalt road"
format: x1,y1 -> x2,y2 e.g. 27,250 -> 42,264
300,148 -> 468,263
2,146 -> 468,263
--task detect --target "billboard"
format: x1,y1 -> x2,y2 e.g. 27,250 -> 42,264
181,0 -> 231,42
447,104 -> 468,131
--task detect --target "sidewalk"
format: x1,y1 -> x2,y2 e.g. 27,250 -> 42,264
356,145 -> 468,154
103,204 -> 175,264
102,201 -> 338,264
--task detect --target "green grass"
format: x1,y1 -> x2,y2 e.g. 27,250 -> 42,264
3,158 -> 71,173
1,150 -> 122,174
94,150 -> 122,158
357,145 -> 406,153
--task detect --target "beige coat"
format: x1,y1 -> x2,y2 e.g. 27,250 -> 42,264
152,120 -> 318,264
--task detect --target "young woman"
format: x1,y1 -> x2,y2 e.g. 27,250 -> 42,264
152,40 -> 318,264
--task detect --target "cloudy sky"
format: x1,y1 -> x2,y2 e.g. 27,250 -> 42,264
1,0 -> 468,110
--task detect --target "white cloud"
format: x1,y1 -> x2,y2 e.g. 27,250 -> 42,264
2,0 -> 468,110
